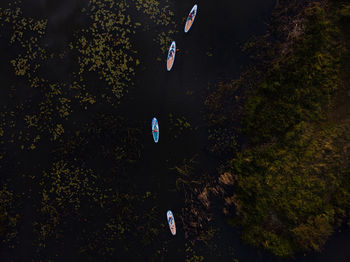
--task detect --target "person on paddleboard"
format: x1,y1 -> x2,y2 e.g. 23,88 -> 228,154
188,10 -> 195,20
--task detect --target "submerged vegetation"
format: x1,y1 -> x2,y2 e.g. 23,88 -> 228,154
168,113 -> 196,140
206,0 -> 350,257
173,155 -> 216,252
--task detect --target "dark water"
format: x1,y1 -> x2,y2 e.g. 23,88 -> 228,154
120,0 -> 350,261
1,0 -> 350,261
121,0 -> 275,258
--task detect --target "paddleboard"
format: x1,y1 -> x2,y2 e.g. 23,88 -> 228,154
167,210 -> 176,235
166,41 -> 176,71
152,117 -> 159,143
184,4 -> 198,33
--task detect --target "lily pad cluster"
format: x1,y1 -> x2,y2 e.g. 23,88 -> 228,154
0,0 -> 177,260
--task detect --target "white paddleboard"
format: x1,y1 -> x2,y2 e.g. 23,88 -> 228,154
166,41 -> 176,71
167,210 -> 176,235
184,4 -> 198,33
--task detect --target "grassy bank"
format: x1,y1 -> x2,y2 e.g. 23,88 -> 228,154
206,0 -> 350,257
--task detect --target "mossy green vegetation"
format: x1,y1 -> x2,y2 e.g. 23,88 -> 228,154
230,120 -> 350,256
243,2 -> 344,143
206,0 -> 350,257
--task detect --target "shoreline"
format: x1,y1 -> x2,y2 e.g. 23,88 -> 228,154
204,0 -> 350,258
